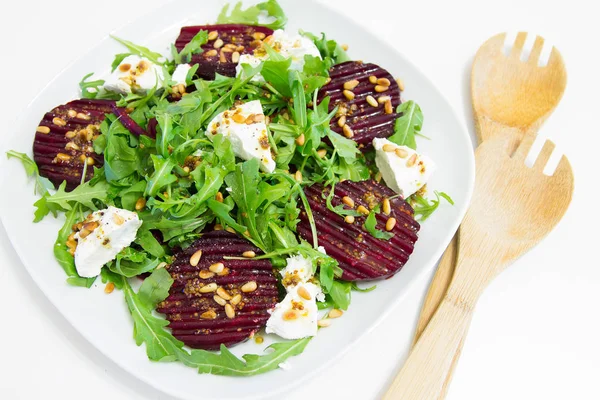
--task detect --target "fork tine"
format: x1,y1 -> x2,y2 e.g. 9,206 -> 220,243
547,46 -> 565,69
511,132 -> 536,161
510,32 -> 528,59
533,139 -> 556,171
553,154 -> 573,180
528,36 -> 545,65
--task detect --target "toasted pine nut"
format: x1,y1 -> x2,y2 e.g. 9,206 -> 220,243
382,143 -> 396,152
219,50 -> 227,63
104,282 -> 115,294
243,251 -> 256,258
382,198 -> 391,215
86,157 -> 95,166
232,113 -> 246,123
65,142 -> 80,151
377,78 -> 391,87
343,79 -> 359,90
231,51 -> 240,63
77,112 -> 91,121
83,221 -> 99,232
406,153 -> 418,167
294,170 -> 302,183
378,95 -> 391,104
375,85 -> 389,93
318,319 -> 332,327
225,303 -> 236,319
200,310 -> 217,319
208,31 -> 219,41
343,90 -> 355,100
297,286 -> 312,300
65,130 -> 76,139
53,117 -> 66,126
384,100 -> 393,114
337,115 -> 346,128
217,287 -> 232,301
190,250 -> 203,266
329,309 -> 343,318
342,196 -> 355,208
135,197 -> 146,210
215,191 -> 224,202
241,281 -> 258,293
199,283 -> 218,293
253,31 -> 266,40
366,95 -> 378,107
369,75 -> 378,84
56,153 -> 72,161
395,148 -> 408,158
345,215 -> 355,224
283,310 -> 298,321
386,217 -> 397,231
214,224 -> 223,231
357,205 -> 369,215
317,149 -> 327,159
375,171 -> 382,183
230,294 -> 242,306
67,109 -> 77,118
112,213 -> 125,225
295,133 -> 305,146
205,49 -> 218,57
341,44 -> 349,51
396,78 -> 405,91
214,38 -> 224,48
209,262 -> 224,273
37,126 -> 50,134
199,270 -> 215,279
213,295 -> 227,306
342,124 -> 354,138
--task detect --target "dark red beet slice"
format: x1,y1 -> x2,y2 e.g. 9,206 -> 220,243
32,99 -> 115,190
175,24 -> 274,79
111,105 -> 147,137
318,61 -> 402,148
297,180 -> 420,281
157,231 -> 279,350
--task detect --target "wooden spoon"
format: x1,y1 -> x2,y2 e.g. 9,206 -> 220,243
410,32 -> 567,398
384,127 -> 574,399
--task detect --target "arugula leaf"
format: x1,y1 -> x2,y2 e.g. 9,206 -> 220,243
110,35 -> 165,65
43,180 -> 109,212
54,206 -> 96,287
145,155 -> 177,196
111,53 -> 130,72
363,205 -> 394,240
301,31 -> 350,66
328,280 -> 352,310
410,191 -> 454,222
261,58 -> 293,98
135,229 -> 165,258
388,101 -> 423,150
79,73 -> 105,99
6,151 -> 53,196
207,199 -> 248,233
108,247 -> 159,278
217,0 -> 288,30
138,268 -> 173,308
351,282 -> 377,293
324,184 -> 361,218
175,30 -> 208,64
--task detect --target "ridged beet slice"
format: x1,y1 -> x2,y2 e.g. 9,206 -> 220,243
297,180 -> 420,281
32,99 -> 115,190
157,231 -> 279,350
318,61 -> 402,148
175,24 -> 274,79
111,105 -> 147,137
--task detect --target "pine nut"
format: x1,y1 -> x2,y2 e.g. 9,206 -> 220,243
378,95 -> 391,104
231,51 -> 240,63
342,196 -> 355,208
297,286 -> 312,300
253,114 -> 265,123
199,270 -> 214,279
375,171 -> 382,183
190,250 -> 203,266
37,126 -> 50,134
317,149 -> 327,158
357,205 -> 369,215
341,44 -> 349,51
230,294 -> 242,306
217,287 -> 232,300
343,124 -> 354,138
343,90 -> 355,100
377,78 -> 391,87
375,85 -> 389,93
214,224 -> 223,231
215,191 -> 224,202
86,157 -> 95,166
241,281 -> 258,293
213,295 -> 227,306
382,198 -> 391,215
337,115 -> 346,128
56,153 -> 71,161
243,251 -> 256,258
208,31 -> 219,41
78,229 -> 91,239
112,213 -> 125,225
104,282 -> 115,294
406,153 -> 418,167
65,130 -> 76,139
79,154 -> 87,163
345,215 -> 355,224
369,75 -> 378,84
396,78 -> 405,91
225,227 -> 236,234
245,114 -> 255,124
343,79 -> 359,90
209,262 -> 224,273
395,148 -> 408,158
83,221 -> 99,232
366,95 -> 378,107
232,113 -> 245,123
254,335 -> 264,344
135,197 -> 146,210
294,170 -> 302,183
295,133 -> 305,146
53,117 -> 67,126
225,303 -> 236,319
205,49 -> 218,57
157,262 -> 167,270
200,310 -> 217,319
199,283 -> 218,293
253,31 -> 266,40
318,319 -> 332,327
384,100 -> 393,114
214,38 -> 224,48
219,50 -> 227,63
325,77 -> 332,85
77,112 -> 91,120
65,142 -> 80,151
329,309 -> 343,318
283,310 -> 298,321
67,109 -> 77,118
382,143 -> 396,152
386,217 -> 397,231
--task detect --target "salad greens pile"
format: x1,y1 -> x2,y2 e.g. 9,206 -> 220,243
8,0 -> 451,376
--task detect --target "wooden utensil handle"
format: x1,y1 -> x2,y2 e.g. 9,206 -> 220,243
383,293 -> 475,400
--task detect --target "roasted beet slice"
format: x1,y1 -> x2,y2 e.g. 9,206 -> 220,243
175,24 -> 274,79
32,99 -> 115,190
318,61 -> 402,148
157,231 -> 279,350
297,180 -> 420,281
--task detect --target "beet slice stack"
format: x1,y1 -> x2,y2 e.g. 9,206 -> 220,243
32,99 -> 114,190
318,61 -> 403,148
175,24 -> 274,80
297,180 -> 420,281
157,231 -> 279,350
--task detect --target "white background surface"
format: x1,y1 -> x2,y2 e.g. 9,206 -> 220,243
1,0 -> 598,399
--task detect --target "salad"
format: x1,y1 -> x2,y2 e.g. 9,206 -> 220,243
8,0 -> 452,376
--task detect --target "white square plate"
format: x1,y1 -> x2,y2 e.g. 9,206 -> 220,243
0,1 -> 474,399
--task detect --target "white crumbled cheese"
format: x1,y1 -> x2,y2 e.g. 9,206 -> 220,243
206,100 -> 275,173
172,63 -> 191,85
280,254 -> 313,289
103,55 -> 165,94
266,282 -> 322,339
74,206 -> 142,278
373,138 -> 436,198
236,29 -> 321,80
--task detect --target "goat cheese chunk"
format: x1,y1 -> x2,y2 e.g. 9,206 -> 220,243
266,282 -> 322,339
373,138 -> 436,198
74,207 -> 142,278
236,29 -> 321,80
206,100 -> 275,173
171,63 -> 191,85
280,254 -> 314,290
103,55 -> 165,94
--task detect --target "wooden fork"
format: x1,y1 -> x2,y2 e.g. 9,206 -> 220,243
383,131 -> 574,399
